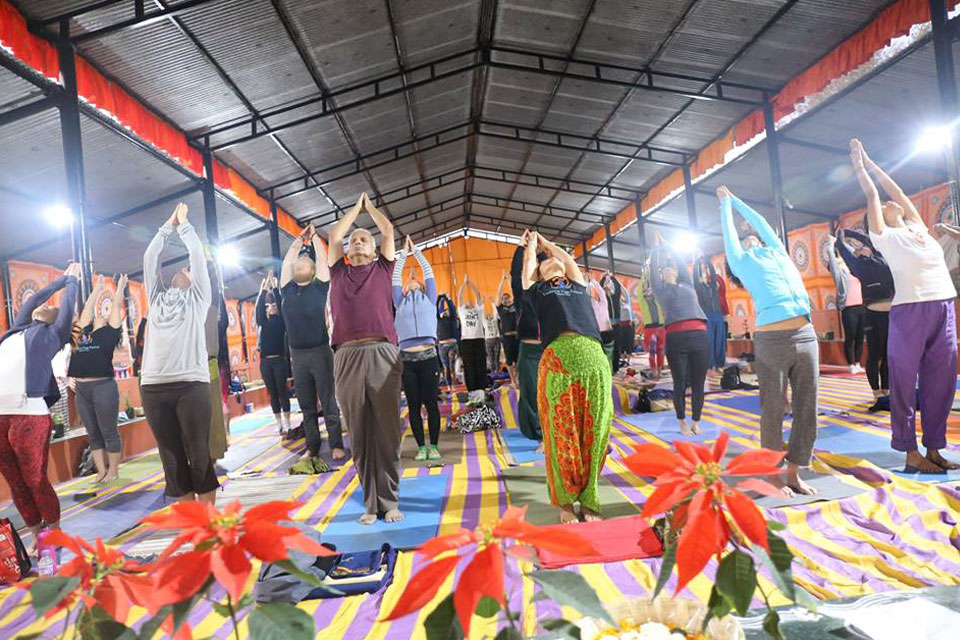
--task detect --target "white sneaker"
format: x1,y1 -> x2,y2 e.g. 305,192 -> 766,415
848,365 -> 857,374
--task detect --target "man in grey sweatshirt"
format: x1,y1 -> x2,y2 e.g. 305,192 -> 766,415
140,203 -> 219,503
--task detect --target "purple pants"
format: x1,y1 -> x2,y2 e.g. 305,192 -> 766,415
887,299 -> 957,452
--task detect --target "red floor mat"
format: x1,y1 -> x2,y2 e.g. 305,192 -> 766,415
537,514 -> 663,569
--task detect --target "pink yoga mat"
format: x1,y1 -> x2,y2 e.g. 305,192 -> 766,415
537,515 -> 663,569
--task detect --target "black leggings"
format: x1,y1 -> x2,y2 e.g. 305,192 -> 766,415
459,338 -> 488,391
665,330 -> 710,421
260,356 -> 291,414
841,305 -> 866,365
865,308 -> 890,392
402,354 -> 441,447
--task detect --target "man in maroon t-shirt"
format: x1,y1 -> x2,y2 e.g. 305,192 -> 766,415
327,193 -> 404,525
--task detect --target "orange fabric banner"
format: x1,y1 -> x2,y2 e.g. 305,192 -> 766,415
0,1 -> 59,80
7,261 -> 59,317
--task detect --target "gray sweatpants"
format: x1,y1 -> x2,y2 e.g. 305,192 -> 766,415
291,345 -> 343,456
333,341 -> 403,515
75,379 -> 121,453
754,324 -> 819,467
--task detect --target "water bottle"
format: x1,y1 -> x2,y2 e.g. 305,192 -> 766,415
36,530 -> 58,577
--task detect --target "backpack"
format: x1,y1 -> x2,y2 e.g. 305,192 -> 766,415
0,519 -> 31,584
454,405 -> 501,433
633,389 -> 652,413
77,447 -> 96,477
720,366 -> 742,390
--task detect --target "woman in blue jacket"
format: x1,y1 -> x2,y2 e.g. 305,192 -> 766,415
393,236 -> 441,461
718,186 -> 818,497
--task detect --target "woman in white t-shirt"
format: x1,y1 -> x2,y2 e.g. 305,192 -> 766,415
851,138 -> 958,473
482,298 -> 501,373
457,275 -> 487,403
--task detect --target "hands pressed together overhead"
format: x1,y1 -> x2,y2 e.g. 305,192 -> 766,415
166,202 -> 189,227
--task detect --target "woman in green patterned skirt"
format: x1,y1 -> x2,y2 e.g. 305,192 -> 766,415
521,230 -> 612,524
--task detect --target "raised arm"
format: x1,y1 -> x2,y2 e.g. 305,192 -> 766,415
52,274 -> 79,345
108,275 -> 127,329
279,234 -> 305,287
14,265 -> 75,328
495,271 -> 507,303
412,244 -> 436,302
310,226 -> 331,282
255,277 -> 269,325
725,189 -> 782,250
144,208 -> 178,300
861,141 -> 922,225
649,245 -> 666,298
391,248 -> 408,307
934,223 -> 960,241
175,206 -> 211,307
327,194 -> 365,266
539,236 -> 586,285
363,193 -> 395,261
718,187 -> 745,266
521,231 -> 539,291
850,140 -> 885,234
78,275 -> 103,329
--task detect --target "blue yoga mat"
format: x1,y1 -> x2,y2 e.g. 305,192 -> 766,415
501,427 -> 542,464
321,471 -> 451,552
713,394 -> 840,418
816,424 -> 960,481
619,412 -> 723,444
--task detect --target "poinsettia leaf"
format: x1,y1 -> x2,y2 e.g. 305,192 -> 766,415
725,449 -> 786,476
28,576 -> 80,617
528,570 -> 614,626
714,550 -> 756,616
170,590 -> 207,636
735,477 -> 785,497
235,593 -> 254,611
675,494 -> 725,593
724,488 -> 770,550
453,545 -> 505,637
78,605 -> 137,640
494,628 -> 524,640
247,602 -> 315,640
711,432 -> 730,463
136,605 -> 173,640
622,444 -> 686,477
652,543 -> 676,600
767,520 -> 787,532
419,530 -> 479,559
504,543 -> 540,565
640,481 -> 692,518
763,610 -> 785,640
540,618 -> 582,640
211,601 -> 232,618
753,533 -> 795,602
475,595 -> 500,618
703,585 -> 733,630
424,593 -> 464,640
382,555 -> 460,621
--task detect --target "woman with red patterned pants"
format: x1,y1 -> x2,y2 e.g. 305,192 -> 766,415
0,263 -> 80,550
521,231 -> 612,524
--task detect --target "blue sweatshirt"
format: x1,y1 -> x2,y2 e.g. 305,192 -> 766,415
720,195 -> 810,327
0,275 -> 78,405
392,248 -> 438,349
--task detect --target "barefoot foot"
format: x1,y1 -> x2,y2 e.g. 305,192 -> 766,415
385,509 -> 404,523
679,419 -> 693,436
927,450 -> 960,470
690,421 -> 700,435
536,441 -> 545,455
358,513 -> 377,525
580,507 -> 602,522
906,451 -> 947,474
559,506 -> 578,524
331,448 -> 346,461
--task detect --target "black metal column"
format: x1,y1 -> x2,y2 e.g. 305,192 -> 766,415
1,262 -> 12,329
603,222 -> 616,273
57,33 -> 93,298
930,0 -> 960,223
237,301 -> 249,363
681,165 -> 698,229
634,195 -> 646,261
269,200 -> 283,274
763,102 -> 789,250
581,241 -> 590,272
201,146 -> 220,249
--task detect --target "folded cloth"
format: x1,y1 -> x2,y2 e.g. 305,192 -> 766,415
288,456 -> 331,475
536,515 -> 663,569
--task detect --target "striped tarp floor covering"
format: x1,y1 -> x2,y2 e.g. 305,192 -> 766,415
2,370 -> 960,639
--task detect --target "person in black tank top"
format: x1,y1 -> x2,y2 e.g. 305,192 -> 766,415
520,231 -> 612,525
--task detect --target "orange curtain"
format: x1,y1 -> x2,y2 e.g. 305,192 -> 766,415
7,261 -> 60,317
0,0 -> 59,80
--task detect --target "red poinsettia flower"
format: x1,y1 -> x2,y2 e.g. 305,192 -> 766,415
383,506 -> 594,636
623,432 -> 785,592
142,500 -> 335,604
24,530 -> 156,624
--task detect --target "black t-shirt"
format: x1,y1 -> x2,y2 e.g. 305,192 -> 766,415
281,280 -> 329,349
497,304 -> 518,333
528,279 -> 601,347
510,246 -> 540,341
67,325 -> 121,378
259,315 -> 286,357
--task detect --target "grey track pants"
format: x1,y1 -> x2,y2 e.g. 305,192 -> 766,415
291,345 -> 343,456
333,341 -> 403,516
754,324 -> 819,467
75,378 -> 121,453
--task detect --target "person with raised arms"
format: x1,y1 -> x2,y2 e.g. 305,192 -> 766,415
851,138 -> 958,473
328,193 -> 404,524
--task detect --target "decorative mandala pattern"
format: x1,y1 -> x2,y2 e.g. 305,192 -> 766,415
791,239 -> 810,273
937,196 -> 955,226
817,235 -> 832,272
16,280 -> 39,312
824,295 -> 837,311
228,308 -> 238,329
734,302 -> 748,317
